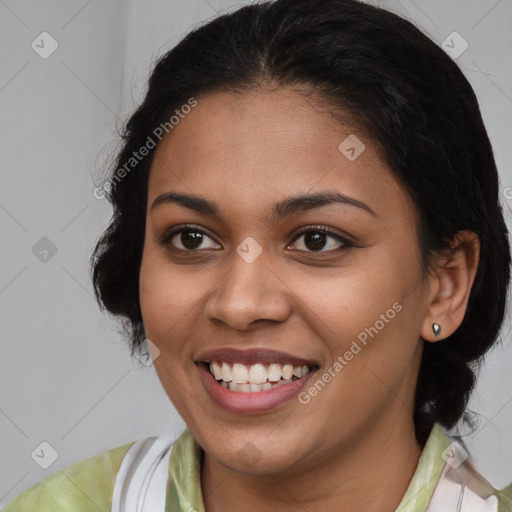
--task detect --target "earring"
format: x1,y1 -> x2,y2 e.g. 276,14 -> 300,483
432,323 -> 441,337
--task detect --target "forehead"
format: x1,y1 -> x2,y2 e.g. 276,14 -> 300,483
147,89 -> 414,223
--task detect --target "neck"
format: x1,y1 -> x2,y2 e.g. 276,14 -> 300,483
200,414 -> 424,512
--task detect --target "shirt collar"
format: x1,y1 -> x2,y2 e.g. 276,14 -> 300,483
395,423 -> 452,511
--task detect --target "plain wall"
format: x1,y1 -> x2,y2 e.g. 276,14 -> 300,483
1,0 -> 511,506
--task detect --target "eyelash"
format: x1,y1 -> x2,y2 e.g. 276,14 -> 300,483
159,223 -> 354,255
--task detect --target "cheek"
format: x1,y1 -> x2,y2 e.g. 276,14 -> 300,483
296,258 -> 413,345
300,275 -> 419,421
138,249 -> 205,346
292,246 -> 422,394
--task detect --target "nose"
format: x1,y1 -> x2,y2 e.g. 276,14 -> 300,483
203,248 -> 292,331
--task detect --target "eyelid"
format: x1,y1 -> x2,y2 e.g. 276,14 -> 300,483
161,223 -> 221,249
287,225 -> 354,253
289,224 -> 353,244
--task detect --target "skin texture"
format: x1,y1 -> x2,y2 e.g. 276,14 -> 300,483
138,88 -> 480,512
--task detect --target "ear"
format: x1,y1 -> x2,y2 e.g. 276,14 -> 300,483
421,230 -> 480,342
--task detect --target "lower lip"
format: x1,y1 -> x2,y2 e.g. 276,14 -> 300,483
197,363 -> 317,414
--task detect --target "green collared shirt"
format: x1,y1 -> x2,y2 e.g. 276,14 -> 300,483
3,424 -> 512,511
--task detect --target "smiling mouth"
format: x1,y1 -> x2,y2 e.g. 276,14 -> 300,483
203,361 -> 318,392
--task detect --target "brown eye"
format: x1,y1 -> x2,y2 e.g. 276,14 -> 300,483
290,227 -> 353,253
174,230 -> 204,250
303,232 -> 329,251
162,225 -> 221,251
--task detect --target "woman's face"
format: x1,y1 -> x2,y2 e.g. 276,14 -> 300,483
139,88 -> 431,474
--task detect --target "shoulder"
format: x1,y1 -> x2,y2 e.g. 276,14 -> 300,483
1,440 -> 136,512
428,437 -> 512,511
414,424 -> 512,512
497,483 -> 512,512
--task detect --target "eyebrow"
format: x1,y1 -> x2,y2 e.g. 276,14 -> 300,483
150,190 -> 377,220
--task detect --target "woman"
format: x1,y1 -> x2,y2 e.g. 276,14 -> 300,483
4,0 -> 511,510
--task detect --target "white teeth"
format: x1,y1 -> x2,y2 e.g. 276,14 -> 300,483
209,360 -> 313,392
232,363 -> 249,383
282,364 -> 293,380
267,363 -> 282,382
248,364 -> 266,384
210,361 -> 222,380
229,382 -> 274,392
221,362 -> 232,382
274,378 -> 293,387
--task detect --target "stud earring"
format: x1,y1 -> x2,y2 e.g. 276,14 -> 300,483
432,323 -> 441,337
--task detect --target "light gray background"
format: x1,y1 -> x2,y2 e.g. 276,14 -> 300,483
1,0 -> 511,506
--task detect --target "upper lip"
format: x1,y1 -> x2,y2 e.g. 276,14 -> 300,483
196,347 -> 318,367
